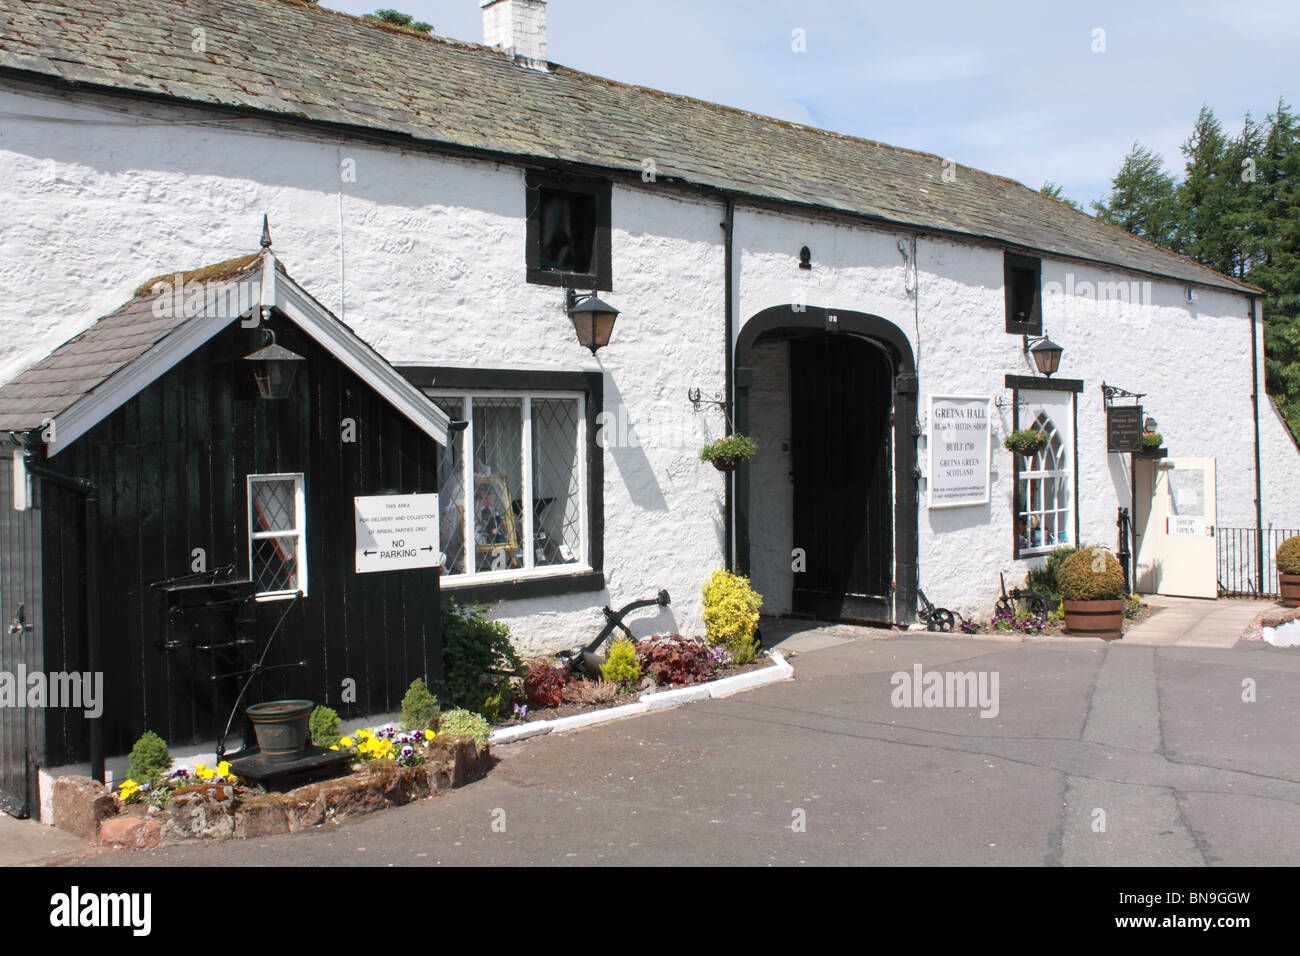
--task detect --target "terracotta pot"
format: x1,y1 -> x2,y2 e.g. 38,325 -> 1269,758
1063,599 -> 1124,641
1280,573 -> 1300,608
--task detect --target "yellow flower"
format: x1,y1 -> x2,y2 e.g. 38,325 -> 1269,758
340,736 -> 354,747
424,730 -> 435,740
216,761 -> 231,777
329,745 -> 339,751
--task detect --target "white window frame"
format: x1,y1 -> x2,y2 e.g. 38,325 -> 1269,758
247,473 -> 307,600
431,390 -> 589,587
1015,408 -> 1073,558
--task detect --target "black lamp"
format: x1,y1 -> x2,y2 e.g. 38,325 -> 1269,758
1023,332 -> 1064,377
566,289 -> 620,355
243,327 -> 305,399
1144,416 -> 1158,434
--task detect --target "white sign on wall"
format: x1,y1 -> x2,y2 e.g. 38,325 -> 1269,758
928,395 -> 992,509
354,493 -> 440,574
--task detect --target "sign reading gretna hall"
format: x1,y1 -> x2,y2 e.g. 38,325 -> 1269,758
929,396 -> 991,509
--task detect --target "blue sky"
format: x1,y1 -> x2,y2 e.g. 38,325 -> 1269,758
323,0 -> 1298,207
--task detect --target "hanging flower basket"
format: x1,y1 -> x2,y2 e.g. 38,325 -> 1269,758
1003,429 -> 1048,456
699,433 -> 757,472
1141,431 -> 1164,449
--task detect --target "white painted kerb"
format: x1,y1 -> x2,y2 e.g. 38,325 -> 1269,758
490,651 -> 794,746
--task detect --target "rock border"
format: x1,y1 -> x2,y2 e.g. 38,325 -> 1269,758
491,651 -> 793,746
55,735 -> 489,851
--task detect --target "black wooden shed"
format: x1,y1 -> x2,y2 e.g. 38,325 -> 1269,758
0,237 -> 449,818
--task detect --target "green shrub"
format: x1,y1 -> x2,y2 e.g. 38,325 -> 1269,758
477,682 -> 514,724
1142,432 -> 1164,449
728,635 -> 760,665
309,705 -> 342,749
1026,545 -> 1079,601
400,678 -> 439,731
600,637 -> 642,688
442,599 -> 523,718
127,731 -> 172,785
1278,536 -> 1300,575
437,708 -> 491,748
1058,547 -> 1127,601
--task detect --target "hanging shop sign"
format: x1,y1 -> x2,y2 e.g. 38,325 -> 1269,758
928,395 -> 991,509
1107,405 -> 1144,453
354,493 -> 440,573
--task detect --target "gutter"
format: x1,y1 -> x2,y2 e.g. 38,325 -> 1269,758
723,197 -> 735,570
1250,296 -> 1264,594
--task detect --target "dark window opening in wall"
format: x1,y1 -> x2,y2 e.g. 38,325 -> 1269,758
538,189 -> 596,274
526,172 -> 611,290
1005,251 -> 1042,334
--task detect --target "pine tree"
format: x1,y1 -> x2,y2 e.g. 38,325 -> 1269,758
1253,100 -> 1300,429
1090,143 -> 1178,246
1174,106 -> 1231,269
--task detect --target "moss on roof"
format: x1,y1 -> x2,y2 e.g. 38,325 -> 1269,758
133,253 -> 272,298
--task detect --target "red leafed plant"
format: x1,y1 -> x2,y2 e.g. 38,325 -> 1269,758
635,635 -> 715,687
524,659 -> 570,708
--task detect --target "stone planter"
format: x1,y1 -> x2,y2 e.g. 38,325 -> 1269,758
1280,573 -> 1300,608
246,699 -> 314,761
1063,599 -> 1124,640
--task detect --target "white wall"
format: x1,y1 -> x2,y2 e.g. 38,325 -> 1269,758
4,81 -> 1300,639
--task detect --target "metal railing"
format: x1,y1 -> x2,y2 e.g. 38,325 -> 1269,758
1217,527 -> 1300,598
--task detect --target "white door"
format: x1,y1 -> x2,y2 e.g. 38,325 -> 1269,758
1134,457 -> 1217,598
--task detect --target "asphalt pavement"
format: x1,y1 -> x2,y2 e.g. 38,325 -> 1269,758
48,621 -> 1300,867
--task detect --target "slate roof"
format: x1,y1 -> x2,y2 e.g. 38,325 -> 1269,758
0,255 -> 265,432
0,0 -> 1257,294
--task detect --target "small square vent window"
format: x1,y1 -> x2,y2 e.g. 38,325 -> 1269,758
1004,252 -> 1042,335
526,173 -> 611,290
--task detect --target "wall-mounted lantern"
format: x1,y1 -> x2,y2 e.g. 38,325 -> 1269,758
1144,416 -> 1158,434
1023,332 -> 1064,377
566,289 -> 620,355
243,327 -> 305,399
799,246 -> 812,270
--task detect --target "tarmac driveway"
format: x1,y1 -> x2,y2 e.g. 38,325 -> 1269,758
59,632 -> 1300,867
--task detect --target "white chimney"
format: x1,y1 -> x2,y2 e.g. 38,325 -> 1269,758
481,0 -> 549,70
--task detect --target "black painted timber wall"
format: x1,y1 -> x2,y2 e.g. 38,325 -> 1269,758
34,314 -> 442,768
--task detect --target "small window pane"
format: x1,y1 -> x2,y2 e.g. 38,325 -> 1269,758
538,189 -> 596,274
253,535 -> 299,593
532,398 -> 581,567
252,478 -> 295,532
473,398 -> 523,571
432,398 -> 467,575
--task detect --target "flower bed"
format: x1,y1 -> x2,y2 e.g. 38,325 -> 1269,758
497,636 -> 777,728
87,733 -> 489,850
958,594 -> 1155,636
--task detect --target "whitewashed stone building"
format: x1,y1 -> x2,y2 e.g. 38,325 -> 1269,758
2,0 -> 1298,656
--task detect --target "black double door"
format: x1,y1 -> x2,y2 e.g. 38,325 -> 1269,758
789,335 -> 893,621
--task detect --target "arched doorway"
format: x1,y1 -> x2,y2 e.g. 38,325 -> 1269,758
734,306 -> 917,625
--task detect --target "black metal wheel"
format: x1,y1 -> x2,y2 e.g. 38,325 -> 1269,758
930,609 -> 955,632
